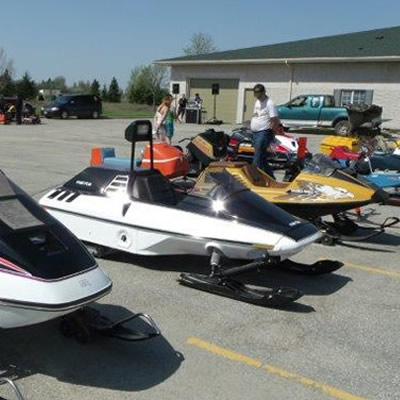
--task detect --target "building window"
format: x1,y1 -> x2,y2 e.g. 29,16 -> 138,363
337,89 -> 373,106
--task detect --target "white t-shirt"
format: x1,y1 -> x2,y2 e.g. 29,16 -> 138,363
250,97 -> 279,132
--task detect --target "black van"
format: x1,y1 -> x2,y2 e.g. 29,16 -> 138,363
42,94 -> 102,119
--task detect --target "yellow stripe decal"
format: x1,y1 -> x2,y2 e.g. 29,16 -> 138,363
187,337 -> 368,400
346,262 -> 400,279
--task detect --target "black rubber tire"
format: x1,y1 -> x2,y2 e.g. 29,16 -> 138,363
334,120 -> 351,136
320,234 -> 335,246
60,110 -> 69,119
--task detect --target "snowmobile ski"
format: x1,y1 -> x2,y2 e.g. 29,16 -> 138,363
179,273 -> 303,307
59,307 -> 160,343
276,259 -> 344,275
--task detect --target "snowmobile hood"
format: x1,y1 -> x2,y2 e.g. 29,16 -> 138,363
57,166 -> 318,243
190,169 -> 318,241
198,162 -> 379,219
0,171 -> 97,280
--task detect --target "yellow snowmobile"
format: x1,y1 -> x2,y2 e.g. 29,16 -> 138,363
191,161 -> 396,245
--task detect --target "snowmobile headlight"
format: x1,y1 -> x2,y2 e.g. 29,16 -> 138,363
51,107 -> 59,111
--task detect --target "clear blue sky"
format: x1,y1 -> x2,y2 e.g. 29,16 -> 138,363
1,0 -> 399,89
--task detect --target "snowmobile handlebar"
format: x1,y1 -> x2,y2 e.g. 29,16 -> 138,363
178,137 -> 193,144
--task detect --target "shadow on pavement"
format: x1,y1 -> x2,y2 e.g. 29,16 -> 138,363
0,304 -> 183,393
110,253 -> 350,312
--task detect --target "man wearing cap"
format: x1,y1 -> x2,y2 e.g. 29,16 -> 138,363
250,84 -> 280,177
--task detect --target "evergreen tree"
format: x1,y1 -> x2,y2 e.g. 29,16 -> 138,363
15,71 -> 37,99
0,69 -> 15,96
101,84 -> 108,101
107,77 -> 121,103
90,79 -> 101,97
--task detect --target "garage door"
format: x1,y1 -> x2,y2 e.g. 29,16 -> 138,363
243,89 -> 256,122
189,79 -> 239,123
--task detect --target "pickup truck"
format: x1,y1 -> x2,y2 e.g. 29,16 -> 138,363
278,94 -> 350,134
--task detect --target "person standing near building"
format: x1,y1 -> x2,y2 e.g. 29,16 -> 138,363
194,93 -> 202,107
177,94 -> 187,122
250,84 -> 280,177
15,95 -> 23,125
153,94 -> 177,144
165,94 -> 178,145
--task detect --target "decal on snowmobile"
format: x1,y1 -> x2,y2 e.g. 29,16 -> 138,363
283,181 -> 355,202
76,180 -> 93,187
192,136 -> 214,157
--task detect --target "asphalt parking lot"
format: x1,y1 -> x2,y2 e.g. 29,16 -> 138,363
0,118 -> 399,400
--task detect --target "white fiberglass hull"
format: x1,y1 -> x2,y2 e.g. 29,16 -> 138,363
0,266 -> 112,329
40,191 -> 321,261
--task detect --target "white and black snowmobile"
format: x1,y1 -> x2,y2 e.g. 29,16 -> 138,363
0,169 -> 159,342
40,120 -> 343,307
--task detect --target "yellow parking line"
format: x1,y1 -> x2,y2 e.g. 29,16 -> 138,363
346,262 -> 400,279
187,337 -> 368,400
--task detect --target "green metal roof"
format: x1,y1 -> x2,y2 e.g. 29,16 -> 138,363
158,26 -> 400,63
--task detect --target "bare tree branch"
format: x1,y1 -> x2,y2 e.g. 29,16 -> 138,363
0,48 -> 15,76
183,33 -> 218,56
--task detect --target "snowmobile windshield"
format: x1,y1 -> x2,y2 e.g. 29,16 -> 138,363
0,173 -> 96,280
189,170 -> 317,239
303,154 -> 339,176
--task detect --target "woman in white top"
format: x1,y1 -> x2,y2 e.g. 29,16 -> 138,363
153,95 -> 174,143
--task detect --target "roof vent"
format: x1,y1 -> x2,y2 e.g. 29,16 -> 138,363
375,35 -> 384,40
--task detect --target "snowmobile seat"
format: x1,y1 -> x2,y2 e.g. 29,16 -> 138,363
129,170 -> 178,206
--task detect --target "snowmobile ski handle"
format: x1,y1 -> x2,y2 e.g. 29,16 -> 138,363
0,378 -> 25,400
381,217 -> 400,229
110,312 -> 161,336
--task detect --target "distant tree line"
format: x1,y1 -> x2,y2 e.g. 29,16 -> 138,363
0,70 -> 124,103
0,32 -> 217,104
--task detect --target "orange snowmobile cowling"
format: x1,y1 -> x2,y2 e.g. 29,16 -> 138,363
141,143 -> 189,178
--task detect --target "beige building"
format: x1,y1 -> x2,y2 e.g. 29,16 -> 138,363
156,26 -> 400,129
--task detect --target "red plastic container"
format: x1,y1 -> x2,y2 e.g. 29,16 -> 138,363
142,143 -> 189,178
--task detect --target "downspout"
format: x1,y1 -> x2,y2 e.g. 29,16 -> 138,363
285,60 -> 293,101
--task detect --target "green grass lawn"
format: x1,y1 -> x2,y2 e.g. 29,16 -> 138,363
102,102 -> 154,119
32,99 -> 154,119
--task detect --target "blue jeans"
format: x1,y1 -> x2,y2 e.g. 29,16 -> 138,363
252,130 -> 275,178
